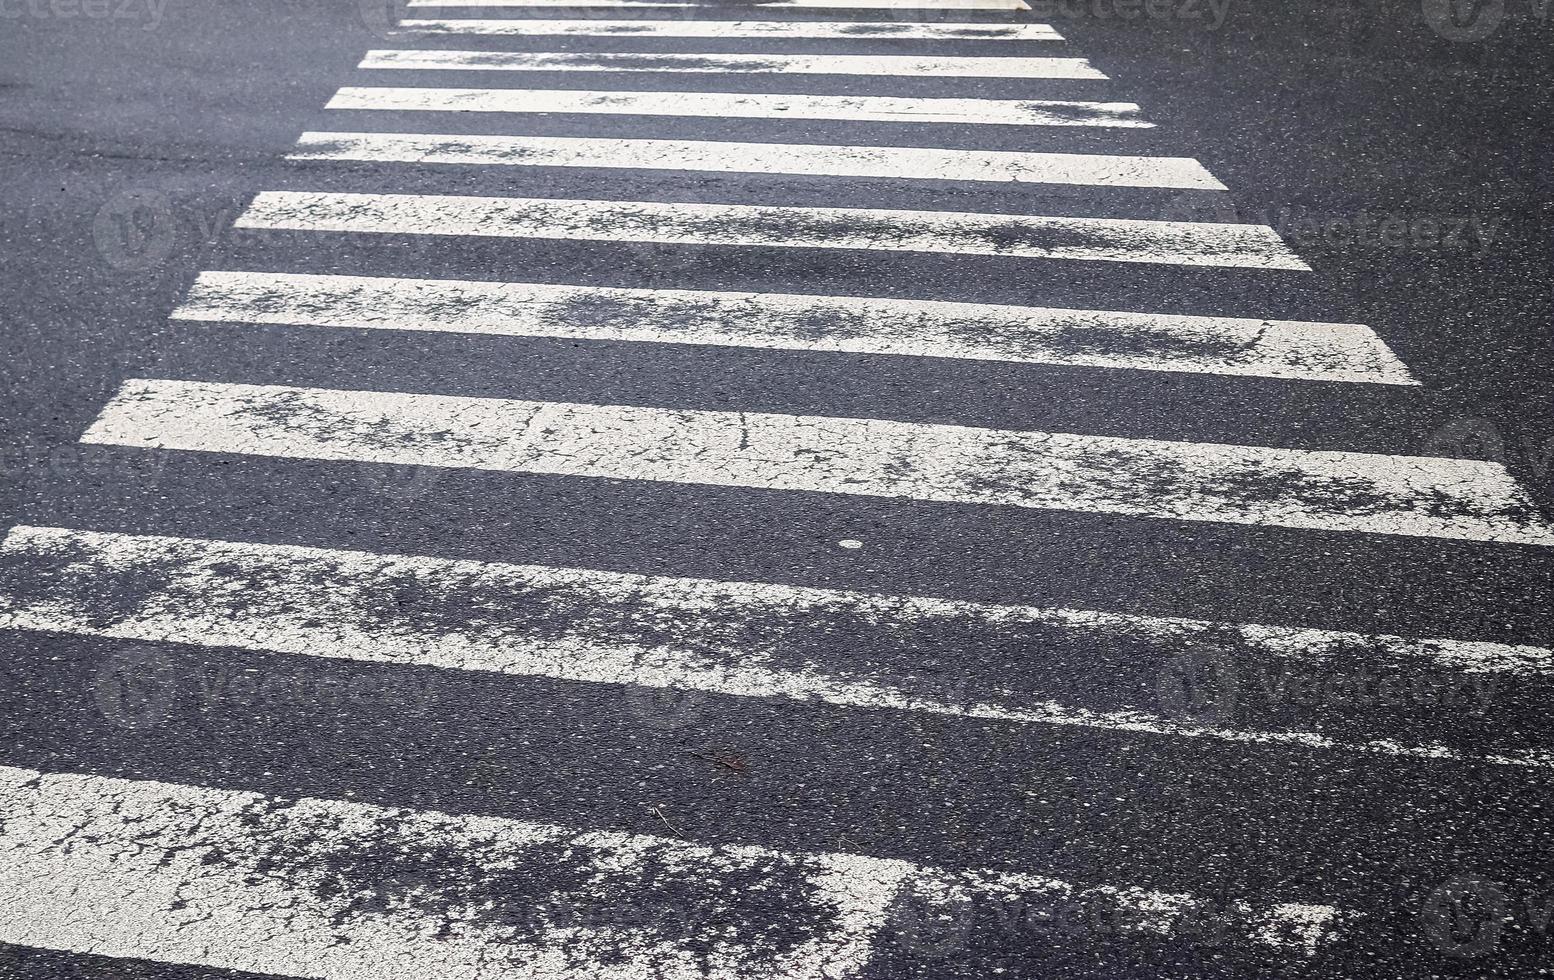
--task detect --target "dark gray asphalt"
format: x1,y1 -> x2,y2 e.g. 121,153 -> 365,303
1,0 -> 1553,976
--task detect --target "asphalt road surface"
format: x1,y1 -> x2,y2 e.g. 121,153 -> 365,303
1,0 -> 1553,976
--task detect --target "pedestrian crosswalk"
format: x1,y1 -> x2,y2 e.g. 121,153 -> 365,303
3,1 -> 1550,976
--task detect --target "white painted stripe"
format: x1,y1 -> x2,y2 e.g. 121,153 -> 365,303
79,380 -> 1554,545
173,270 -> 1417,385
0,763 -> 1341,980
234,191 -> 1308,270
408,0 -> 1034,9
289,131 -> 1225,190
325,84 -> 1153,127
399,18 -> 1064,38
8,525 -> 1544,676
1,526 -> 1547,769
359,48 -> 1106,79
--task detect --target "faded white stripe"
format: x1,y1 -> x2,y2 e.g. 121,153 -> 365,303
398,18 -> 1064,38
2,526 -> 1547,768
289,131 -> 1224,190
233,191 -> 1309,270
8,524 -> 1545,675
325,85 -> 1154,128
79,380 -> 1554,545
407,0 -> 1035,9
359,49 -> 1106,79
174,270 -> 1416,384
0,763 -> 1341,980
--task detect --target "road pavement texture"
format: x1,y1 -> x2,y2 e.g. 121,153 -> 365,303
1,0 -> 1553,976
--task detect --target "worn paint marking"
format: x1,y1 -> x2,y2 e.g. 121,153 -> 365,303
358,49 -> 1107,80
0,764 -> 1342,980
287,131 -> 1225,190
3,526 -> 1548,768
324,86 -> 1154,128
397,18 -> 1064,39
78,380 -> 1554,544
174,270 -> 1414,384
233,191 -> 1309,270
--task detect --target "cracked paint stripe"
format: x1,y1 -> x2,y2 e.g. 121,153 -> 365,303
324,86 -> 1154,127
1,523 -> 1550,768
174,270 -> 1415,384
0,763 -> 1340,979
79,380 -> 1554,543
358,49 -> 1104,79
288,131 -> 1225,190
397,18 -> 1064,39
233,191 -> 1308,270
406,0 -> 1035,9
